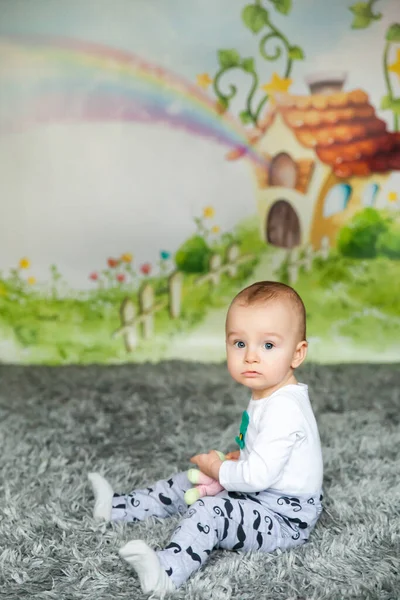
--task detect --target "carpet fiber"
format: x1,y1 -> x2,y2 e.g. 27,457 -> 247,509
0,362 -> 399,599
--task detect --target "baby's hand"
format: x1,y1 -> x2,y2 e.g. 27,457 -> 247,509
190,450 -> 223,480
225,450 -> 240,461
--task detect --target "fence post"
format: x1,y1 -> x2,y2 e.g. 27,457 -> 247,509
304,244 -> 313,272
169,271 -> 182,318
140,283 -> 154,340
287,248 -> 299,284
225,244 -> 240,277
208,254 -> 222,285
118,298 -> 137,352
320,236 -> 330,260
271,251 -> 282,274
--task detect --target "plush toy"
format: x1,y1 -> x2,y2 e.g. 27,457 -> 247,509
184,450 -> 240,505
184,451 -> 225,505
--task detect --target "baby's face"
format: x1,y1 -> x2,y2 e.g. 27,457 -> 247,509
225,298 -> 306,399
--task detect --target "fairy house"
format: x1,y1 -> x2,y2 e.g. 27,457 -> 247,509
228,72 -> 400,250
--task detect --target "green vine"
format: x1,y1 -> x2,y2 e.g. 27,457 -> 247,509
349,0 -> 382,29
349,1 -> 400,131
212,0 -> 304,127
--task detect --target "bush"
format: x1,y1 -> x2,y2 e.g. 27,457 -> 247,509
337,208 -> 389,259
376,223 -> 400,259
175,235 -> 213,274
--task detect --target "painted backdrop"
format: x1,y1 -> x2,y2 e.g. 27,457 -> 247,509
0,0 -> 399,364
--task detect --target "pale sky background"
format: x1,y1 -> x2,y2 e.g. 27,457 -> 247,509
0,0 -> 399,289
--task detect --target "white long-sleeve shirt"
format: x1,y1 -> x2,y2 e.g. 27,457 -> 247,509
219,383 -> 323,495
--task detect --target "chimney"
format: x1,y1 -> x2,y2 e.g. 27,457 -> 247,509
305,71 -> 347,95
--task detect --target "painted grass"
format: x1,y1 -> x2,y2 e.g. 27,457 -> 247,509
0,217 -> 266,364
1,216 -> 399,364
287,254 -> 400,362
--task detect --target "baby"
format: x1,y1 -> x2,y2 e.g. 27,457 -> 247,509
88,280 -> 324,596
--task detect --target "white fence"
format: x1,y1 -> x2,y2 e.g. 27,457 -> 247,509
284,237 -> 330,284
113,271 -> 182,352
195,244 -> 254,286
114,244 -> 253,351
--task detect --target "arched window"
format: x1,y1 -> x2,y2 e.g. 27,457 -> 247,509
362,183 -> 379,207
323,184 -> 352,218
269,152 -> 298,189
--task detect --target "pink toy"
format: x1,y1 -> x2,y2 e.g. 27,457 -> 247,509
184,450 -> 240,505
184,467 -> 225,505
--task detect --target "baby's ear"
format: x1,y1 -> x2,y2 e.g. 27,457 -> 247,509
291,340 -> 308,368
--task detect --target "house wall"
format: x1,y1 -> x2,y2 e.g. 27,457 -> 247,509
252,115 -> 331,247
310,172 -> 391,248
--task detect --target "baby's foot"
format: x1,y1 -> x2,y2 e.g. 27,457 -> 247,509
87,472 -> 113,521
119,539 -> 175,597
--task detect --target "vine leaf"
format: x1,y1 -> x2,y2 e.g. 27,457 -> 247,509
288,45 -> 304,60
242,4 -> 269,33
268,0 -> 292,15
216,96 -> 229,112
242,57 -> 256,72
239,110 -> 254,124
218,49 -> 241,69
386,23 -> 400,42
381,95 -> 400,114
349,2 -> 382,29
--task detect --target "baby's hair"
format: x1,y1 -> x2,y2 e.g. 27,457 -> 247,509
231,281 -> 307,341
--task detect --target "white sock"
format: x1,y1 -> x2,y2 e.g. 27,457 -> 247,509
87,472 -> 113,521
119,539 -> 176,597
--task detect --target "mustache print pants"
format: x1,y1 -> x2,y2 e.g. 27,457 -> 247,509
111,470 -> 323,589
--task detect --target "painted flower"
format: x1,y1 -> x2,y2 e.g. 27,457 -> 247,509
262,72 -> 292,100
140,263 -> 151,275
116,273 -> 125,282
388,49 -> 400,79
19,257 -> 30,269
27,276 -> 36,285
211,225 -> 221,234
107,258 -> 119,268
196,73 -> 212,89
89,272 -> 99,281
203,206 -> 215,219
388,191 -> 398,203
121,253 -> 133,263
160,250 -> 171,260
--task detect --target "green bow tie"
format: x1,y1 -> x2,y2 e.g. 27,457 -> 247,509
235,410 -> 249,449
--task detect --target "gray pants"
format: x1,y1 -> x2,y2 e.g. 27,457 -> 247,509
112,471 -> 323,589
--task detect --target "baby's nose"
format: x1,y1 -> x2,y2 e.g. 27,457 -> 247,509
245,349 -> 260,362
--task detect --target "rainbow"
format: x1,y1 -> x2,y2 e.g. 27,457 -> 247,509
0,34 -> 269,166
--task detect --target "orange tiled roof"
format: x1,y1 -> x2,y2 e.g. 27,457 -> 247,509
248,89 -> 400,178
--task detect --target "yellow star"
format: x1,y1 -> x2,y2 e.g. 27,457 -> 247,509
388,49 -> 400,79
261,72 -> 292,101
196,73 -> 213,89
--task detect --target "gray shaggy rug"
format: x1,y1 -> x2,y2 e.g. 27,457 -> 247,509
0,362 -> 399,600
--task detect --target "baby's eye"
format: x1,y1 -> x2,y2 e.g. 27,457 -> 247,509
264,342 -> 274,350
234,341 -> 246,349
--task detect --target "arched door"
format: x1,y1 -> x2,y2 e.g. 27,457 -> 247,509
266,200 -> 301,248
